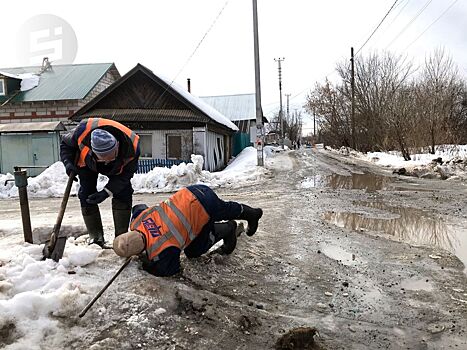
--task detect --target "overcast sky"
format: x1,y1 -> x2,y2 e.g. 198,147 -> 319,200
1,0 -> 465,134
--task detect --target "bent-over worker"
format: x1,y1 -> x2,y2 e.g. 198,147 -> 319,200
113,185 -> 263,276
60,117 -> 140,247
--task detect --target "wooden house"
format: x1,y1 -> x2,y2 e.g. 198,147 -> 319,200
71,64 -> 238,172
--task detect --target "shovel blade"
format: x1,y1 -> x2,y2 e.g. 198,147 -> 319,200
49,237 -> 67,262
42,232 -> 67,262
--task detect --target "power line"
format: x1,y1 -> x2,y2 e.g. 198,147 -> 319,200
150,1 -> 229,108
404,0 -> 460,50
355,0 -> 400,55
385,0 -> 433,49
385,0 -> 411,29
172,0 -> 230,82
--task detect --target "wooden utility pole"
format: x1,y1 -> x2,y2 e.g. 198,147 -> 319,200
350,47 -> 356,149
274,57 -> 285,147
252,0 -> 264,166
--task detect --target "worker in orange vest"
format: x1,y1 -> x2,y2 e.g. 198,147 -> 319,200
113,185 -> 263,276
60,117 -> 140,247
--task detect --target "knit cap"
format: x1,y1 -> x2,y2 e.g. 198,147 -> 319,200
90,129 -> 117,157
113,231 -> 145,257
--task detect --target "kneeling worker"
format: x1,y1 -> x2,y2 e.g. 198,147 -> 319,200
113,185 -> 263,277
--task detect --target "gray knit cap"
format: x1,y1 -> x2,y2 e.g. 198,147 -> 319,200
90,129 -> 117,157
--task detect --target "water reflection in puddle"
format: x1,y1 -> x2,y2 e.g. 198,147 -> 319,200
324,201 -> 467,273
301,173 -> 392,192
320,245 -> 365,266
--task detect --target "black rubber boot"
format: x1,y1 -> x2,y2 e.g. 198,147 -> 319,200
238,204 -> 263,236
112,198 -> 132,237
81,206 -> 105,247
214,221 -> 238,255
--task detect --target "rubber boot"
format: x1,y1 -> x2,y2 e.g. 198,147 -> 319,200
112,198 -> 132,237
238,204 -> 263,236
214,221 -> 238,255
81,206 -> 105,247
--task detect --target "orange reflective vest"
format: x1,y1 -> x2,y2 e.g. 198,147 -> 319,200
77,117 -> 139,172
130,188 -> 210,260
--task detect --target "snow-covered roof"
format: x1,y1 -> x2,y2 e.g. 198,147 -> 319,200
200,93 -> 256,122
0,70 -> 40,92
157,73 -> 238,131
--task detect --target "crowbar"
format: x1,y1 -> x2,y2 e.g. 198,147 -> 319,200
79,257 -> 132,318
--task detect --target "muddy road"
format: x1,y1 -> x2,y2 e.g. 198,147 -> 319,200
4,148 -> 467,349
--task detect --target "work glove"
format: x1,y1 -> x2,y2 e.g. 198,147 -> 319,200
63,160 -> 78,181
86,190 -> 109,205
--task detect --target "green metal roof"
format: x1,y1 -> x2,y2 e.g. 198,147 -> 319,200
0,63 -> 115,103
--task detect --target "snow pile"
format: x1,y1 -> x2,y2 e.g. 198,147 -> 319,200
0,240 -> 102,349
342,145 -> 467,181
0,147 -> 275,198
0,162 -> 80,199
0,146 -> 284,348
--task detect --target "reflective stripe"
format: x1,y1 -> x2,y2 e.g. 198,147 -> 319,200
147,234 -> 171,257
154,206 -> 186,248
166,200 -> 196,241
91,118 -> 99,130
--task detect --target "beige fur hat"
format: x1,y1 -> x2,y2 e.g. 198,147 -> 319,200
113,231 -> 145,257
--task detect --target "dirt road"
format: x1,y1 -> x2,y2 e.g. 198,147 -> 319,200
3,148 -> 467,349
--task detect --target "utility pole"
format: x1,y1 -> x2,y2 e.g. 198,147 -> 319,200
274,57 -> 285,147
285,93 -> 291,141
350,47 -> 356,149
252,0 -> 264,166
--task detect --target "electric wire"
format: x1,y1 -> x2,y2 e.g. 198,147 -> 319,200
385,0 -> 433,49
151,0 -> 230,108
404,0 -> 460,50
172,0 -> 230,83
380,0 -> 411,36
355,0 -> 400,55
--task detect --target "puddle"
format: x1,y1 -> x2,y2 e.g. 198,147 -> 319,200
301,173 -> 392,192
320,244 -> 364,266
324,201 -> 467,274
400,278 -> 434,292
326,173 -> 392,192
300,175 -> 327,189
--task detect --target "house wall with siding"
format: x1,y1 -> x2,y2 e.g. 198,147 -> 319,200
135,129 -> 193,161
0,70 -> 118,124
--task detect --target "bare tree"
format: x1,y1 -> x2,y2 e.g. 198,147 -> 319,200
418,48 -> 461,153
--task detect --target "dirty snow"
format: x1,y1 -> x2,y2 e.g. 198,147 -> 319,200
0,146 -> 281,349
0,147 -> 275,199
1,143 -> 467,348
332,144 -> 467,180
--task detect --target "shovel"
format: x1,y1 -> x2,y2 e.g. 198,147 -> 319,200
42,172 -> 75,261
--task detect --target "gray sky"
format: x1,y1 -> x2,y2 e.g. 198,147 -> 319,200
1,0 -> 465,133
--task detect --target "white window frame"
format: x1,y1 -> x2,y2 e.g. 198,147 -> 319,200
138,133 -> 153,158
0,79 -> 5,96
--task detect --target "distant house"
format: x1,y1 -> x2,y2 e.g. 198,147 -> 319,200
71,64 -> 238,172
0,60 -> 120,175
0,60 -> 120,125
200,93 -> 267,156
